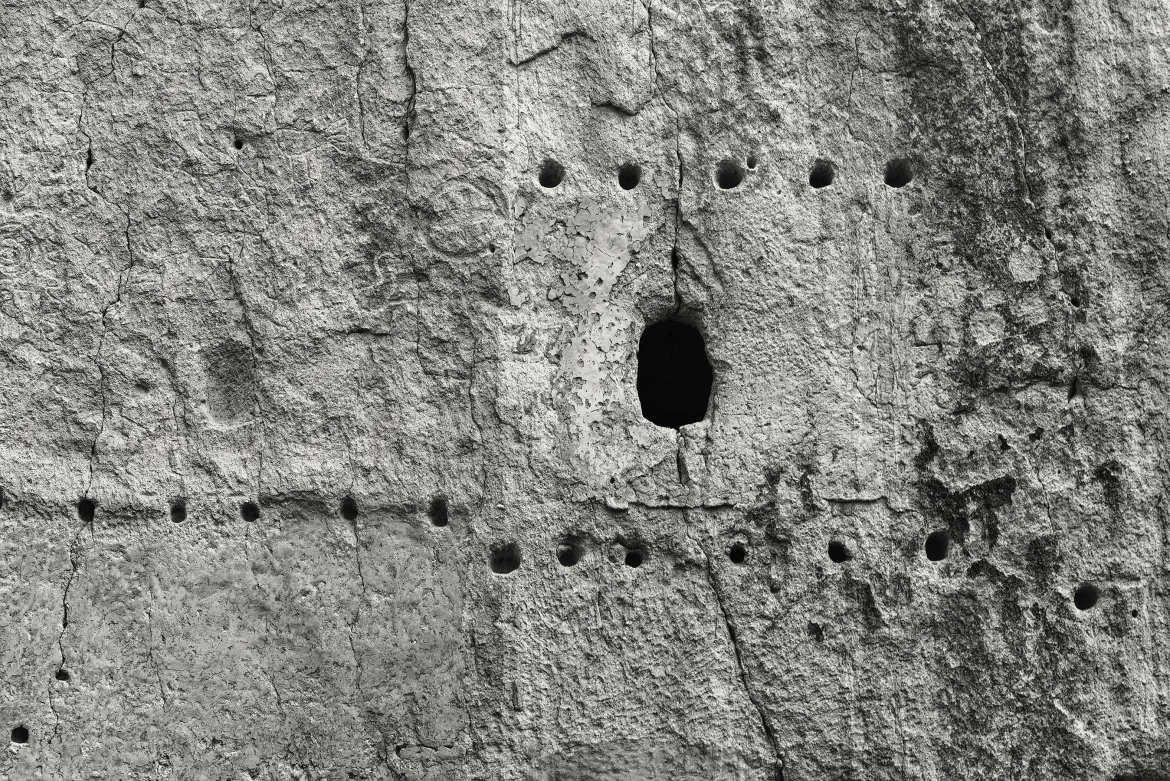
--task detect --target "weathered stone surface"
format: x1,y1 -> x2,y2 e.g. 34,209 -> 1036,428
2,0 -> 1169,779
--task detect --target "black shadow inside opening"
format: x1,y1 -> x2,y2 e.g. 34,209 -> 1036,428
636,320 -> 713,429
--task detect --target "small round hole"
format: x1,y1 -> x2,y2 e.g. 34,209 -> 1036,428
77,497 -> 95,523
233,137 -> 244,150
538,159 -> 564,188
339,496 -> 358,522
428,496 -> 448,527
715,160 -> 745,190
11,726 -> 28,744
240,501 -> 260,522
170,499 -> 187,524
828,540 -> 851,563
925,529 -> 949,561
55,669 -> 70,682
809,159 -> 835,188
884,158 -> 915,188
1073,583 -> 1099,611
728,542 -> 747,564
624,548 -> 644,568
618,163 -> 642,190
490,542 -> 521,574
1131,609 -> 1139,618
746,154 -> 758,170
557,536 -> 584,567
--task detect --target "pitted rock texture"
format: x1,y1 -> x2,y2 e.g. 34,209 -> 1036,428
2,0 -> 1170,779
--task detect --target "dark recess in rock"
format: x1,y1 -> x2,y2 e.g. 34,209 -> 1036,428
808,159 -> 834,188
715,159 -> 745,189
617,162 -> 641,190
925,529 -> 950,561
538,159 -> 564,188
429,496 -> 449,527
490,542 -> 521,574
557,535 -> 584,567
884,158 -> 915,188
636,320 -> 713,429
827,540 -> 851,563
1074,583 -> 1099,611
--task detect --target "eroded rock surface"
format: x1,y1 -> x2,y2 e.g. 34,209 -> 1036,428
2,0 -> 1169,779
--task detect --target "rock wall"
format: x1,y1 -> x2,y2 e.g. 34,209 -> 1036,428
3,0 -> 1170,779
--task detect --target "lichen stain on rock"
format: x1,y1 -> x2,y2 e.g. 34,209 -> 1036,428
515,198 -> 657,478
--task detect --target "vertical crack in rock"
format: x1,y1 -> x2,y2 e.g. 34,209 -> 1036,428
846,34 -> 861,138
402,0 -> 417,149
646,0 -> 685,315
704,554 -> 784,780
85,205 -> 135,488
356,0 -> 370,148
52,519 -> 92,747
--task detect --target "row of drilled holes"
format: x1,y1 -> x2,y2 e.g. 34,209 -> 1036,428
536,157 -> 916,191
72,496 -> 450,527
498,533 -> 1104,614
829,536 -> 1102,611
70,500 -> 1103,612
90,489 -> 1105,613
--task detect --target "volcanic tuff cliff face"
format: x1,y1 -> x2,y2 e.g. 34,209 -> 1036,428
2,0 -> 1170,779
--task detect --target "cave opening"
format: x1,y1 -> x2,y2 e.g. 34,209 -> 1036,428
636,320 -> 713,429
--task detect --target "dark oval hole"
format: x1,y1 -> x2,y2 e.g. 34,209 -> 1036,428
746,154 -> 758,170
1074,582 -> 1099,610
557,536 -> 584,567
77,497 -> 95,523
11,726 -> 28,744
729,542 -> 747,565
538,159 -> 564,188
233,136 -> 244,150
828,540 -> 852,563
340,496 -> 358,522
618,163 -> 642,190
55,669 -> 70,682
809,159 -> 835,188
884,158 -> 915,188
624,548 -> 644,568
636,320 -> 713,429
490,542 -> 521,574
715,159 -> 745,190
925,529 -> 949,561
170,499 -> 187,524
428,496 -> 449,527
240,501 -> 260,522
